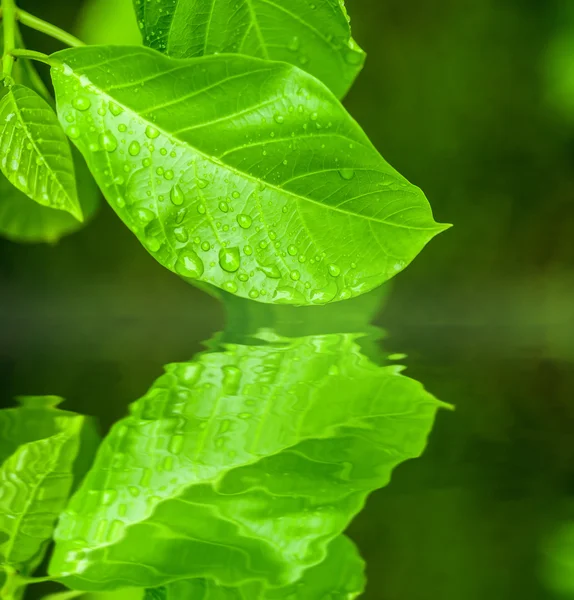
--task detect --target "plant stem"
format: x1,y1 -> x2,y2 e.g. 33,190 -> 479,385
2,0 -> 18,77
13,27 -> 52,103
9,48 -> 54,66
17,9 -> 85,48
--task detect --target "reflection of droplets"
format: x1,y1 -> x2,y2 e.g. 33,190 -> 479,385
219,247 -> 240,272
175,250 -> 204,279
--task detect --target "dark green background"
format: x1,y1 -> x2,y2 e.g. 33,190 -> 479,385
1,0 -> 573,598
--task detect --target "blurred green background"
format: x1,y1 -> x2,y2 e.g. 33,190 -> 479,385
1,0 -> 573,598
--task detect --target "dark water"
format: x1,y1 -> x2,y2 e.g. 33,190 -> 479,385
1,0 -> 574,597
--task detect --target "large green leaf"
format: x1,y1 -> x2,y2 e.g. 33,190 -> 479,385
0,85 -> 82,221
0,149 -> 100,244
49,331 -> 446,590
0,397 -> 98,577
132,0 -> 365,99
50,45 -> 448,305
145,535 -> 365,599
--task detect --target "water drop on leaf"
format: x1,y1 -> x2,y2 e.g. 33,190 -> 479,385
99,131 -> 118,152
175,250 -> 204,278
72,96 -> 91,111
237,213 -> 252,229
145,125 -> 160,139
128,140 -> 141,156
339,168 -> 355,180
170,184 -> 184,206
219,247 -> 241,272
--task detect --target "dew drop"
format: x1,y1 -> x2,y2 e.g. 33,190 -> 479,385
197,178 -> 209,189
128,140 -> 141,156
223,281 -> 239,293
201,241 -> 210,251
118,123 -> 127,133
288,36 -> 300,51
274,113 -> 285,124
174,227 -> 188,243
237,213 -> 252,229
290,270 -> 301,281
219,247 -> 240,272
170,184 -> 184,206
249,289 -> 260,299
66,125 -> 80,139
175,250 -> 204,278
244,245 -> 253,256
218,200 -> 229,213
338,168 -> 355,180
145,125 -> 160,139
328,263 -> 341,277
72,96 -> 91,111
197,204 -> 206,215
259,264 -> 281,279
99,131 -> 118,152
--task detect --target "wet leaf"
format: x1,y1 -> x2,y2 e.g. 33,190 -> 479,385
0,85 -> 82,221
49,332 -> 446,590
133,0 -> 365,99
50,45 -> 448,305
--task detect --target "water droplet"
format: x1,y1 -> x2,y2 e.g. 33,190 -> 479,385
145,125 -> 159,139
288,36 -> 300,51
99,131 -> 118,152
128,140 -> 141,156
274,113 -> 285,124
218,200 -> 229,213
66,125 -> 80,139
102,489 -> 117,505
145,236 -> 161,252
244,245 -> 253,256
237,214 -> 252,229
118,123 -> 127,133
136,208 -> 155,224
142,157 -> 151,167
273,287 -> 305,304
238,272 -> 249,282
345,49 -> 363,65
287,245 -> 298,256
197,178 -> 209,189
222,365 -> 241,394
170,184 -> 184,206
72,96 -> 91,111
197,204 -> 206,215
201,241 -> 210,251
310,112 -> 318,121
156,167 -> 164,176
175,250 -> 204,278
232,191 -> 240,199
164,169 -> 174,180
328,263 -> 341,277
259,264 -> 281,279
174,227 -> 188,243
219,247 -> 240,272
339,168 -> 355,180
223,281 -> 239,293
290,270 -> 301,281
249,289 -> 260,299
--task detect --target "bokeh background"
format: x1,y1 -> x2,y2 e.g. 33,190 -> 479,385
1,0 -> 573,598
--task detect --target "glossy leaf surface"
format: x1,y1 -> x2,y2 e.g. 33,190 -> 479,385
51,45 -> 447,305
0,397 -> 94,575
133,0 -> 365,98
0,85 -> 82,221
50,332 -> 445,590
146,535 -> 365,598
0,150 -> 100,244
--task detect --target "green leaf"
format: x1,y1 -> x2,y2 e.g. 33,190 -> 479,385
49,331 -> 446,590
133,0 -> 365,99
0,396 -> 97,576
76,0 -> 142,45
0,149 -> 100,244
0,85 -> 83,222
50,45 -> 449,305
146,535 -> 365,599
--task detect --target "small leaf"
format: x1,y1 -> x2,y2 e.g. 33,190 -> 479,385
0,84 -> 82,221
146,535 -> 365,599
49,332 -> 446,590
50,46 -> 449,305
133,0 -> 365,98
0,149 -> 100,244
0,396 -> 98,576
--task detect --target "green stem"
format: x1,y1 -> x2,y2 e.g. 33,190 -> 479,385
17,9 -> 85,48
9,48 -> 54,66
2,0 -> 17,77
13,27 -> 52,103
